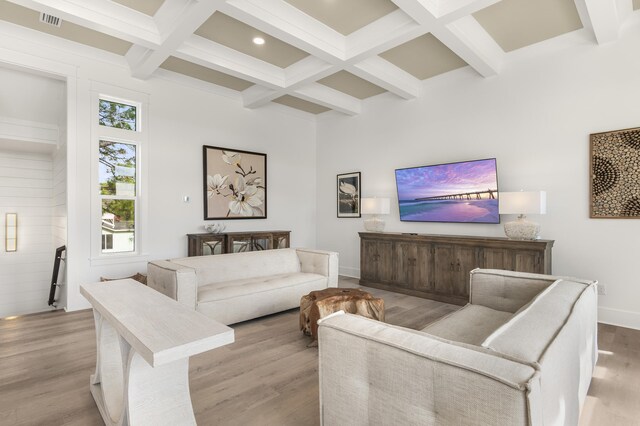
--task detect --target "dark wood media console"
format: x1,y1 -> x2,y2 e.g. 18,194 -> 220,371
359,232 -> 554,306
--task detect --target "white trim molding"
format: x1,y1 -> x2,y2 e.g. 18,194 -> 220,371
599,306 -> 640,331
0,116 -> 59,145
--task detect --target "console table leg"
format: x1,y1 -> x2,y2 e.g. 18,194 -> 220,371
126,354 -> 195,425
90,311 -> 196,425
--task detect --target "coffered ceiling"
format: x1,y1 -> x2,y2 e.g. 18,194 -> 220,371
0,0 -> 637,116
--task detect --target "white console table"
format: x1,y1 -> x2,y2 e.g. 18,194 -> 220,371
81,279 -> 234,426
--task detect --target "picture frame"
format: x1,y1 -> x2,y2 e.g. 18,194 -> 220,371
337,172 -> 361,218
203,145 -> 267,220
590,126 -> 640,218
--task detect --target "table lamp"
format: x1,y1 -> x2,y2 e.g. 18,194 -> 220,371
361,198 -> 390,232
499,191 -> 546,240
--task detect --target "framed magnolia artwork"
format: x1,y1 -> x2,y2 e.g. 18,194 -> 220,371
337,172 -> 361,218
203,145 -> 267,220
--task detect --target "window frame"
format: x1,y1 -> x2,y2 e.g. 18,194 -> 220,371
102,233 -> 113,250
90,83 -> 149,265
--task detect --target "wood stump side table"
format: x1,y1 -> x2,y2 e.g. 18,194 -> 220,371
300,288 -> 385,342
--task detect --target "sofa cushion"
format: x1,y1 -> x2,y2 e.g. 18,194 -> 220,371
198,272 -> 326,302
470,269 -> 557,313
171,248 -> 301,287
421,304 -> 514,345
198,277 -> 329,325
481,279 -> 590,363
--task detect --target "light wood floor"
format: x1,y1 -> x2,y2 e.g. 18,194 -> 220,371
0,277 -> 638,425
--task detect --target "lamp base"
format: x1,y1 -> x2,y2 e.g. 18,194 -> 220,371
504,215 -> 541,240
364,216 -> 386,232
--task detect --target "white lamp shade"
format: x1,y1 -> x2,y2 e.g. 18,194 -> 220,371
361,198 -> 390,215
499,191 -> 547,215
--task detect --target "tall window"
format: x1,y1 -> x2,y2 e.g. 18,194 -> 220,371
99,138 -> 137,253
92,90 -> 146,259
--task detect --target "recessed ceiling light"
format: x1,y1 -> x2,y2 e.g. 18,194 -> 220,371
253,37 -> 265,45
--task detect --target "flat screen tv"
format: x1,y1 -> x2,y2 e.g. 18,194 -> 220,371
395,158 -> 499,223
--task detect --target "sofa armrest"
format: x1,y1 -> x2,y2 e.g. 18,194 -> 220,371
296,248 -> 338,288
147,260 -> 197,310
318,313 -> 541,426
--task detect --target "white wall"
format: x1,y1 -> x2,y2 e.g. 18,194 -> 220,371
51,140 -> 66,304
316,21 -> 640,329
0,21 -> 318,312
0,150 -> 54,317
0,65 -> 65,317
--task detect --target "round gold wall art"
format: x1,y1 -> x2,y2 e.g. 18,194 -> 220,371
590,127 -> 640,218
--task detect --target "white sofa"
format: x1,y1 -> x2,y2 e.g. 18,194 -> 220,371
147,248 -> 338,325
318,268 -> 598,426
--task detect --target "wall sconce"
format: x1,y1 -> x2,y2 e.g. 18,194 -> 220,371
6,213 -> 17,252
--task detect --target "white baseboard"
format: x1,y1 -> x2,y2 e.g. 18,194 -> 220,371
598,307 -> 640,330
339,266 -> 360,279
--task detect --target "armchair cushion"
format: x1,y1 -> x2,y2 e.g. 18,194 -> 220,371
470,268 -> 556,313
421,304 -> 513,345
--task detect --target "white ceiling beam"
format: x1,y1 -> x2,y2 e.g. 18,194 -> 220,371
221,0 -> 426,110
432,16 -> 502,77
293,84 -> 361,116
348,57 -> 420,99
177,36 -> 285,88
574,0 -> 621,44
126,0 -> 223,79
616,0 -> 633,22
242,85 -> 280,108
346,9 -> 427,61
7,0 -> 161,48
284,56 -> 339,87
220,0 -> 345,62
391,0 -> 503,77
242,58 -> 339,109
243,80 -> 363,115
435,0 -> 502,23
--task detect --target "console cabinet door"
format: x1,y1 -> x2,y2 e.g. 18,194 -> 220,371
434,245 -> 480,298
361,240 -> 393,284
394,242 -> 433,291
514,250 -> 543,273
483,247 -> 513,270
433,245 -> 456,295
272,232 -> 290,249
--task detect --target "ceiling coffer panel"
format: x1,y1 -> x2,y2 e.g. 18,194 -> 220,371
160,57 -> 254,92
283,0 -> 397,35
473,0 -> 583,52
273,95 -> 330,114
111,0 -> 165,16
380,34 -> 468,80
318,71 -> 386,99
195,12 -> 309,68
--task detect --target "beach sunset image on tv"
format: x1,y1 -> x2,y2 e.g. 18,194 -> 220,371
395,158 -> 499,223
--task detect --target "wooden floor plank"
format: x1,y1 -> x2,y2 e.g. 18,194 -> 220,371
0,277 -> 638,425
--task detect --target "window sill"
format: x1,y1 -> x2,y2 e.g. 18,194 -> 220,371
90,252 -> 150,267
